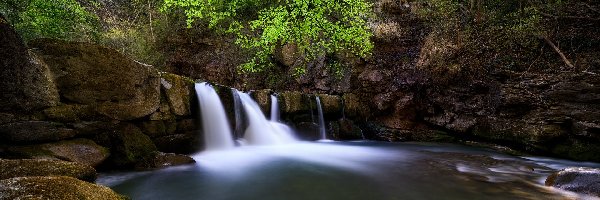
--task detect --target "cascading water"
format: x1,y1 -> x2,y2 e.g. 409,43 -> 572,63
232,89 -> 244,140
270,94 -> 279,122
236,90 -> 296,145
195,83 -> 235,151
315,96 -> 327,140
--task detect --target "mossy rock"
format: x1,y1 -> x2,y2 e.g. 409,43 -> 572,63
280,91 -> 310,114
250,89 -> 273,117
93,123 -> 158,168
29,39 -> 160,121
0,176 -> 128,200
316,94 -> 342,115
3,138 -> 109,167
135,151 -> 195,170
160,72 -> 194,117
0,159 -> 96,182
0,121 -> 76,143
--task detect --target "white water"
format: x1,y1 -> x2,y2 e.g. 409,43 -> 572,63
316,96 -> 327,140
270,94 -> 279,122
195,83 -> 235,151
232,89 -> 244,139
236,90 -> 296,145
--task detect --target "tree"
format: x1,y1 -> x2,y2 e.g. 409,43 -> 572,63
161,0 -> 374,74
0,0 -> 100,42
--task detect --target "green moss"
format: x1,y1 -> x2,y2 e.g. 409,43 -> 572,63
0,176 -> 128,200
0,159 -> 97,182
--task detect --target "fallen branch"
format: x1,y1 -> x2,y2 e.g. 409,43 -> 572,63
541,36 -> 575,69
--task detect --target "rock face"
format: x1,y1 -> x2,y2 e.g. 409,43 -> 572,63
0,121 -> 77,143
160,72 -> 194,116
0,13 -> 59,112
0,159 -> 97,182
135,152 -> 195,169
92,123 -> 158,168
2,139 -> 109,167
29,39 -> 161,121
0,176 -> 127,200
546,167 -> 600,197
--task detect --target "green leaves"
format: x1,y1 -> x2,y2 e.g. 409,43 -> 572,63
1,0 -> 100,42
162,0 -> 373,74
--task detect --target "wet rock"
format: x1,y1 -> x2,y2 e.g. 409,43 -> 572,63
0,176 -> 127,200
0,121 -> 76,143
153,133 -> 197,154
176,119 -> 197,132
280,91 -> 310,114
139,120 -> 177,138
316,94 -> 342,115
546,167 -> 600,197
294,122 -> 321,141
0,159 -> 96,182
160,72 -> 193,116
0,13 -> 59,113
135,152 -> 195,170
342,93 -> 369,119
3,139 -> 109,167
92,123 -> 157,168
29,39 -> 160,121
251,89 -> 273,117
336,119 -> 364,140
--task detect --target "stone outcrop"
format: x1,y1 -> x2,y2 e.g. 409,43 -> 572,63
0,159 -> 97,182
92,123 -> 158,168
29,39 -> 161,121
2,138 -> 109,167
0,13 -> 59,113
546,167 -> 600,197
0,176 -> 128,200
0,121 -> 77,143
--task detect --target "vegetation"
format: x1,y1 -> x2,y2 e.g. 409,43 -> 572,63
0,0 -> 100,42
161,0 -> 374,74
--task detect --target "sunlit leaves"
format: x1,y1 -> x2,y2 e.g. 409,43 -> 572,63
162,0 -> 374,73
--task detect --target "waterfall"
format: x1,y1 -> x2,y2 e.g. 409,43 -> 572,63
316,96 -> 327,140
236,90 -> 296,145
232,89 -> 244,140
270,94 -> 279,122
195,83 -> 235,151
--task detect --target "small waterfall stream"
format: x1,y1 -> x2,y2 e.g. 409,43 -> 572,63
195,83 -> 235,151
270,94 -> 279,122
315,96 -> 327,140
236,90 -> 296,145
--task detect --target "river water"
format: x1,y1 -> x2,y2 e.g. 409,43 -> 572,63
98,141 -> 600,200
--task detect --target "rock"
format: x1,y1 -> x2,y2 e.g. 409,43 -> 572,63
0,176 -> 127,200
3,139 -> 109,167
0,121 -> 76,143
336,119 -> 364,140
29,39 -> 161,121
177,119 -> 197,132
546,167 -> 600,197
250,89 -> 273,117
280,91 -> 310,114
294,122 -> 321,141
342,93 -> 369,119
316,94 -> 342,115
153,133 -> 197,154
274,43 -> 299,67
0,13 -> 60,113
160,72 -> 193,116
0,159 -> 96,182
139,120 -> 176,138
92,123 -> 158,168
135,152 -> 195,170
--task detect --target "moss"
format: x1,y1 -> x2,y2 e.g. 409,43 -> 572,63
0,176 -> 128,200
0,159 -> 96,182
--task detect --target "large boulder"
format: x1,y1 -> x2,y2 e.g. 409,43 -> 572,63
0,121 -> 77,143
546,167 -> 600,197
0,176 -> 127,200
135,152 -> 195,170
316,94 -> 342,115
0,159 -> 96,182
0,13 -> 59,113
160,72 -> 193,116
29,39 -> 161,121
92,123 -> 158,168
2,138 -> 109,167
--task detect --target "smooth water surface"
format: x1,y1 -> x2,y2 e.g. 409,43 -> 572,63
99,141 -> 600,200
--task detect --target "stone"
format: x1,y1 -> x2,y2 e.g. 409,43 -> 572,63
251,89 -> 273,117
135,152 -> 195,170
160,72 -> 193,116
153,133 -> 197,154
280,91 -> 310,114
274,43 -> 299,67
342,93 -> 369,119
546,167 -> 600,197
316,94 -> 342,115
0,13 -> 59,112
139,120 -> 177,138
0,176 -> 128,200
336,119 -> 364,140
3,139 -> 109,167
92,123 -> 158,168
0,121 -> 76,143
294,122 -> 321,141
177,119 -> 197,132
29,39 -> 161,121
0,159 -> 96,182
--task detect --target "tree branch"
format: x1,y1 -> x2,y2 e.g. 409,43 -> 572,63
541,36 -> 575,69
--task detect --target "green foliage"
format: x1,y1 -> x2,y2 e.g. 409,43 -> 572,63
162,0 -> 374,73
0,0 -> 100,42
